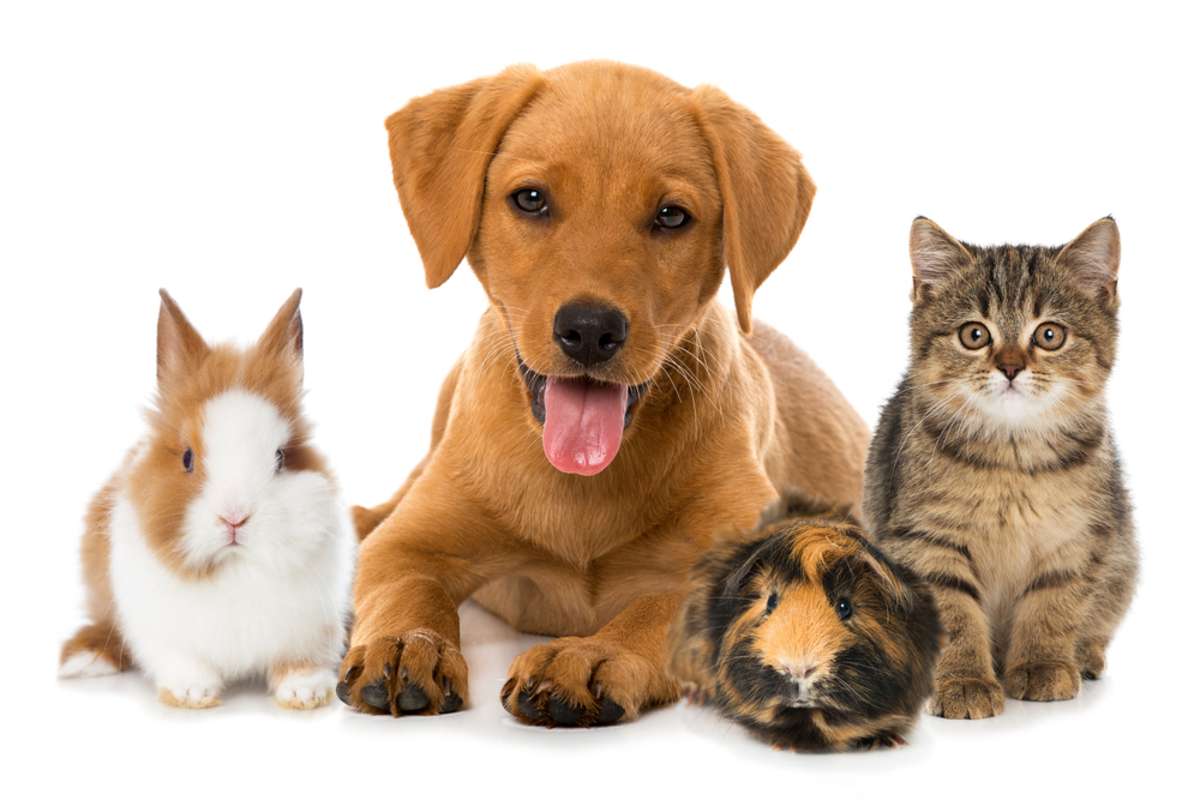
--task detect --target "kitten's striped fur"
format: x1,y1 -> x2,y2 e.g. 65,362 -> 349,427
864,217 -> 1138,719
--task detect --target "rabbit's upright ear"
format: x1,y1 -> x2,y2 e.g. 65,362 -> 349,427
259,289 -> 304,361
156,290 -> 209,388
385,65 -> 545,288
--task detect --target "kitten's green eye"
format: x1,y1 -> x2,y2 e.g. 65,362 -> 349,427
1034,322 -> 1067,351
958,322 -> 991,350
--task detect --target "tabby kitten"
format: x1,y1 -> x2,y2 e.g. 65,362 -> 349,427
864,216 -> 1138,720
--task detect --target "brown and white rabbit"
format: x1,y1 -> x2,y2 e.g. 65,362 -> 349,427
58,290 -> 355,709
668,493 -> 942,751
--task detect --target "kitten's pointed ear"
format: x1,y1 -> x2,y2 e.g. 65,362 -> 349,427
258,288 -> 304,370
910,217 -> 971,298
385,65 -> 544,289
157,290 -> 209,388
1058,217 -> 1120,304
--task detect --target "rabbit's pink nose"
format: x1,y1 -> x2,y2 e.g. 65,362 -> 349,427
219,513 -> 250,543
220,513 -> 249,529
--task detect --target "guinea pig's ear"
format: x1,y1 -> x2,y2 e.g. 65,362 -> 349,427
156,289 -> 209,388
692,86 -> 816,335
258,288 -> 304,376
855,539 -> 916,611
385,65 -> 545,289
721,536 -> 782,598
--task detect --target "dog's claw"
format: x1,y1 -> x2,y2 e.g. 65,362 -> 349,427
441,691 -> 464,714
517,689 -> 542,722
596,697 -> 625,725
547,697 -> 584,727
361,679 -> 391,710
396,683 -> 430,712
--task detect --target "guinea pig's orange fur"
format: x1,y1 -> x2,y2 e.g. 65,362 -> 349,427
670,499 -> 942,751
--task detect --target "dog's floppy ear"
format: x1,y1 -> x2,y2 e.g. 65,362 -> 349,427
385,65 -> 544,288
692,87 -> 816,334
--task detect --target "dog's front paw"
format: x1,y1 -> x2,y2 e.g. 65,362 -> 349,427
336,629 -> 468,716
928,674 -> 1004,719
1005,661 -> 1080,702
502,636 -> 678,728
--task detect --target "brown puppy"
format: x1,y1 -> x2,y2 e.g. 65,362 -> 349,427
341,61 -> 869,727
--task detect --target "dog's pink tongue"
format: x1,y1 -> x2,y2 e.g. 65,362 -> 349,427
543,377 -> 627,476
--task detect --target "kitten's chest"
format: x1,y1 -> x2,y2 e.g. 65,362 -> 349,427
959,471 -> 1095,612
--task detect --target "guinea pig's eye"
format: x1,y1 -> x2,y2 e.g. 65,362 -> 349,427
654,205 -> 690,231
1033,321 -> 1067,351
510,187 -> 548,217
835,597 -> 853,621
274,448 -> 285,473
958,322 -> 992,350
182,448 -> 194,473
764,591 -> 780,614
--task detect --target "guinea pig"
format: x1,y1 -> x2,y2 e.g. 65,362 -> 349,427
668,493 -> 942,751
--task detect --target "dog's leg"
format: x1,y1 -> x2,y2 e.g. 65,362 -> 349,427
502,592 -> 685,727
338,479 -> 517,717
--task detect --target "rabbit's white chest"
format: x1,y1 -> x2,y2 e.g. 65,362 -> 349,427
107,491 -> 351,682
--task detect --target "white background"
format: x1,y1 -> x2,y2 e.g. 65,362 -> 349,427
2,1 -> 1195,797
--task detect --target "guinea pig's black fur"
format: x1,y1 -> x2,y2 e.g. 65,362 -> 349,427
668,492 -> 943,751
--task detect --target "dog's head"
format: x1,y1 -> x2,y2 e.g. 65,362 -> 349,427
386,61 -> 814,476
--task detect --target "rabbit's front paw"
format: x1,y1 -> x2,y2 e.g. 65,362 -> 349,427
337,629 -> 468,716
273,666 -> 335,710
158,683 -> 222,709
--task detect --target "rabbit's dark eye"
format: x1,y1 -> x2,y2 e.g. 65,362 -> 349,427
765,591 -> 780,614
274,448 -> 285,472
835,597 -> 853,621
182,448 -> 194,473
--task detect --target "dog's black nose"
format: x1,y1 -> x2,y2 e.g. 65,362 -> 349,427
553,302 -> 628,367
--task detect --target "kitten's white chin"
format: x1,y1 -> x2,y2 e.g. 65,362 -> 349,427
966,377 -> 1065,432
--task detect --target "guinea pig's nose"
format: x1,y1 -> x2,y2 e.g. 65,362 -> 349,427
784,661 -> 818,680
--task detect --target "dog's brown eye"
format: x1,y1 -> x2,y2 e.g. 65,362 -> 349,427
958,322 -> 991,350
182,448 -> 194,473
654,205 -> 689,230
1033,322 -> 1067,351
511,188 -> 548,216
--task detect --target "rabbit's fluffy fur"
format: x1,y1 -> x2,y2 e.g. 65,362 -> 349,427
59,291 -> 355,710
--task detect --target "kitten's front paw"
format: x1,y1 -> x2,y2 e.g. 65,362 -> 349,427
274,668 -> 335,710
1004,661 -> 1080,702
158,683 -> 222,709
1077,640 -> 1107,681
928,675 -> 1004,719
